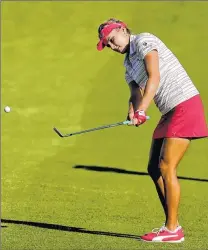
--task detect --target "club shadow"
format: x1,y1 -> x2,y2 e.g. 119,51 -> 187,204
74,165 -> 208,183
1,219 -> 141,240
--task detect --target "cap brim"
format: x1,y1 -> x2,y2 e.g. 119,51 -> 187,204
97,40 -> 105,51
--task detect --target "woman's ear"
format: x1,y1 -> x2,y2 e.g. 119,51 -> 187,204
122,27 -> 127,34
123,28 -> 129,36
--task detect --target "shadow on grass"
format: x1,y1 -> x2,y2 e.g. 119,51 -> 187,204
1,219 -> 140,239
74,165 -> 208,183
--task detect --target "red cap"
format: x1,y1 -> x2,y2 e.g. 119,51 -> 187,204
97,22 -> 127,51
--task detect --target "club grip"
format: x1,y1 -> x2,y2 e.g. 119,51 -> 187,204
123,116 -> 150,125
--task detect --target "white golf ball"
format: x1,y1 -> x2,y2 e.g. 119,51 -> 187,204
4,106 -> 11,113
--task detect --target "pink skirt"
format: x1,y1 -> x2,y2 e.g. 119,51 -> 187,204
153,95 -> 208,139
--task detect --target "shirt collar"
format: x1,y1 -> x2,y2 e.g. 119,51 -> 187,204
129,34 -> 137,55
124,34 -> 137,66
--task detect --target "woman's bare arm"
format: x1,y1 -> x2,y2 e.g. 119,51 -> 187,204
137,50 -> 160,112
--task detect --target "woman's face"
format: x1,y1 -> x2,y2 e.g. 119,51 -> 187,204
105,28 -> 130,54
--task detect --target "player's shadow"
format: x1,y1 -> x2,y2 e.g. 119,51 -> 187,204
74,165 -> 208,183
1,219 -> 140,240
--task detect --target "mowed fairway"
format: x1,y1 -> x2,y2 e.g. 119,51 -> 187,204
2,1 -> 208,250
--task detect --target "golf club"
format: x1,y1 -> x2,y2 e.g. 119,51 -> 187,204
53,116 -> 150,138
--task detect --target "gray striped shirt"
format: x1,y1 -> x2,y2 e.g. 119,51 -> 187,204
124,33 -> 199,115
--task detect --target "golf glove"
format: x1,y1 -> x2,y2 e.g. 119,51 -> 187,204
133,110 -> 147,125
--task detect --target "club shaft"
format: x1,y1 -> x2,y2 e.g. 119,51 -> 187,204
54,116 -> 150,138
63,121 -> 125,137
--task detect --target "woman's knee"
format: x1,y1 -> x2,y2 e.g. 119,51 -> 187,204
147,160 -> 161,180
147,138 -> 164,179
159,137 -> 190,177
159,157 -> 177,177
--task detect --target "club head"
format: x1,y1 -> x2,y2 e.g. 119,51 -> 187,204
53,127 -> 64,137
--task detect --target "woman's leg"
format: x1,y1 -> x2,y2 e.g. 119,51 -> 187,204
147,138 -> 167,218
159,138 -> 190,231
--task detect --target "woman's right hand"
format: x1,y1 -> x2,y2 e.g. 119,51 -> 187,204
127,111 -> 134,121
126,102 -> 135,125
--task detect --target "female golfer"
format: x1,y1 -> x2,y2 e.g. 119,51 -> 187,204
96,18 -> 208,243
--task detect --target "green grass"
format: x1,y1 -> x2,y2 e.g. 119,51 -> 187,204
1,1 -> 208,250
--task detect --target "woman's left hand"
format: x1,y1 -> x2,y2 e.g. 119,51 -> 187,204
132,110 -> 147,126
